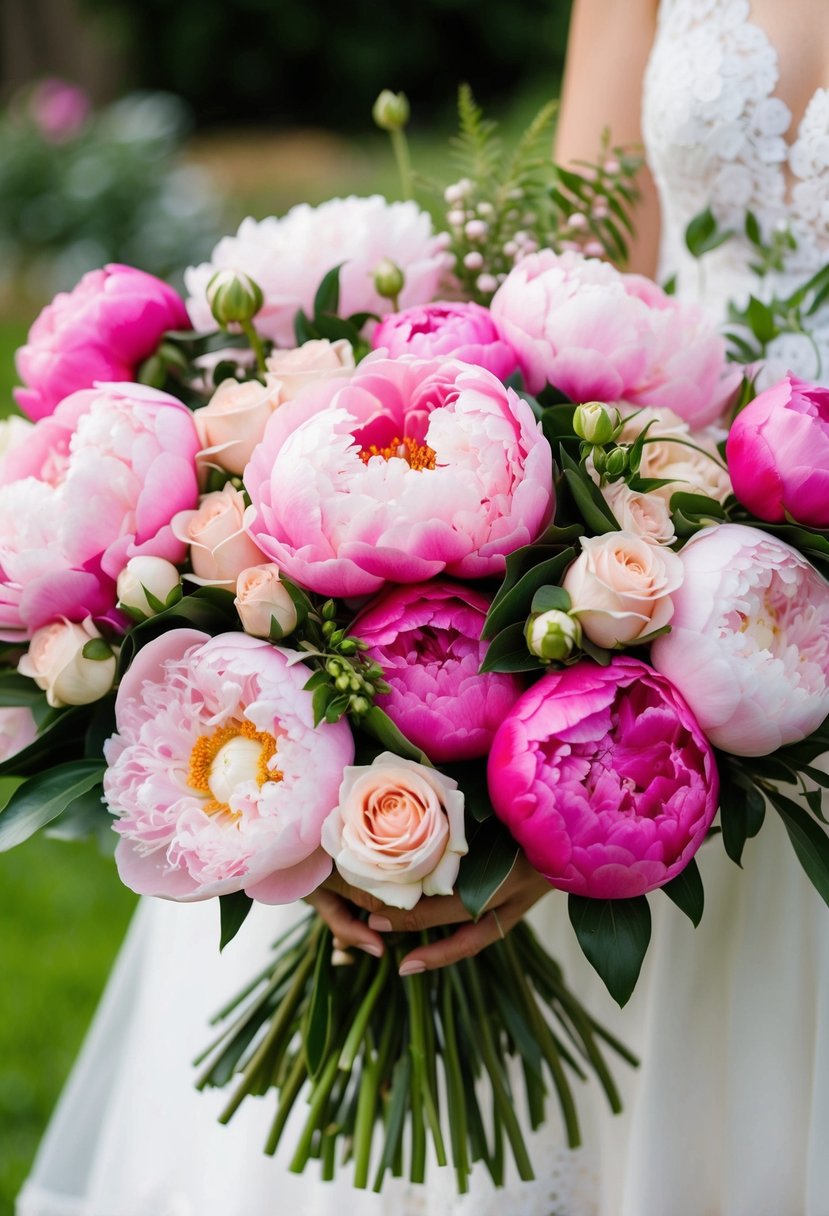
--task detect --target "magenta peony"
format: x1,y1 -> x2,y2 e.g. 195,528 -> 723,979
371,301 -> 519,381
0,383 -> 200,640
490,250 -> 737,427
352,581 -> 524,762
14,264 -> 190,421
487,656 -> 719,899
651,524 -> 829,755
725,374 -> 829,527
244,355 -> 554,597
105,630 -> 354,902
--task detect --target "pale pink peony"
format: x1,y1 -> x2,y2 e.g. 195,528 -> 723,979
14,265 -> 190,421
371,301 -> 519,380
487,657 -> 719,898
0,383 -> 200,640
651,524 -> 829,755
184,196 -> 449,348
105,629 -> 354,902
244,356 -> 554,597
0,706 -> 38,761
490,250 -> 737,427
352,581 -> 524,762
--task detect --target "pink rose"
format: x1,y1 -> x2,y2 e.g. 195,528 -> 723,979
173,485 -> 267,589
244,355 -> 554,597
725,374 -> 829,527
321,752 -> 467,910
353,581 -> 524,761
105,629 -> 354,902
488,657 -> 719,898
194,379 -> 283,476
0,383 -> 200,640
14,265 -> 190,421
264,338 -> 355,397
371,301 -> 519,380
0,706 -> 38,761
19,617 -> 116,708
651,524 -> 829,755
562,532 -> 684,647
234,564 -> 298,638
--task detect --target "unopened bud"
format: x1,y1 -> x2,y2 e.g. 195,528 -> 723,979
117,556 -> 182,618
372,258 -> 405,300
525,610 -> 582,663
604,446 -> 629,479
372,90 -> 410,132
573,402 -> 621,446
207,269 -> 264,328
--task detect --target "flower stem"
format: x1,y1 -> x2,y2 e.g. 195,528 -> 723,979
391,128 -> 414,201
240,318 -> 268,377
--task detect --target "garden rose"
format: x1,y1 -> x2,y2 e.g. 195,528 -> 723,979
616,408 -> 732,508
601,480 -> 676,546
562,532 -> 684,647
185,196 -> 449,347
19,617 -> 116,708
0,383 -> 200,641
264,339 -> 355,396
651,524 -> 829,755
321,752 -> 467,910
172,485 -> 266,589
371,301 -> 519,380
105,629 -> 354,902
117,556 -> 181,617
234,564 -> 298,638
725,374 -> 829,527
14,264 -> 189,421
0,706 -> 38,761
194,379 -> 283,476
488,657 -> 719,898
244,356 -> 554,597
352,581 -> 524,761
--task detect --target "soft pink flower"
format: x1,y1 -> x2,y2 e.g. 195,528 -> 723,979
173,486 -> 267,589
487,657 -> 718,898
105,629 -> 354,902
371,301 -> 519,380
490,250 -> 736,427
19,617 -> 116,708
726,374 -> 829,527
234,564 -> 298,638
194,379 -> 283,477
27,77 -> 90,141
0,383 -> 200,640
321,752 -> 466,910
0,706 -> 38,761
264,339 -> 355,396
244,356 -> 554,597
14,265 -> 190,421
651,524 -> 829,755
352,581 -> 524,762
185,196 -> 449,347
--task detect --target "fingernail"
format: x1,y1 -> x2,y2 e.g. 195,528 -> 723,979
360,942 -> 384,958
368,915 -> 393,932
398,959 -> 427,976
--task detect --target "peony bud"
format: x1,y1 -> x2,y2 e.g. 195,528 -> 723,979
372,90 -> 410,132
525,609 -> 582,662
234,564 -> 299,639
19,618 -> 117,708
573,401 -> 621,446
372,258 -> 406,301
117,556 -> 182,618
207,269 -> 264,328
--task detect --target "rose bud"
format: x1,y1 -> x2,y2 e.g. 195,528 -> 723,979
207,269 -> 264,328
19,618 -> 117,708
372,90 -> 410,131
573,401 -> 621,446
526,609 -> 582,662
117,556 -> 182,618
235,564 -> 298,639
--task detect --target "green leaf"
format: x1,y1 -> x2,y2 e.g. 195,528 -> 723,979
479,621 -> 544,674
277,575 -> 312,627
442,759 -> 495,822
84,694 -> 117,760
767,787 -> 829,907
456,816 -> 520,919
303,932 -> 332,1077
360,706 -> 430,764
568,894 -> 652,1007
44,783 -> 110,844
0,707 -> 87,776
685,207 -> 733,257
529,585 -> 571,614
82,638 -> 114,662
744,210 -> 762,247
718,767 -> 766,865
0,760 -> 105,851
660,858 -> 704,926
482,550 -> 576,640
484,522 -> 583,638
313,265 -> 343,319
312,684 -> 333,727
302,669 -> 330,694
578,636 -> 613,666
117,590 -> 237,675
293,308 -> 317,346
219,891 -> 253,951
0,673 -> 42,708
559,448 -> 620,535
745,295 -> 778,344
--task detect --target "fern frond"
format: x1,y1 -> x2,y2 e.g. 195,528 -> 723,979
499,99 -> 558,199
449,83 -> 502,185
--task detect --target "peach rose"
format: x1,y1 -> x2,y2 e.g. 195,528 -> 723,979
172,485 -> 266,588
321,752 -> 467,910
234,564 -> 298,638
601,480 -> 676,546
563,531 -> 684,648
264,338 -> 355,398
18,617 -> 116,708
194,379 -> 283,476
619,407 -> 731,506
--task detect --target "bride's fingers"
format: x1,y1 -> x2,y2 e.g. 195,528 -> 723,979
366,893 -> 472,934
397,907 -> 513,974
305,889 -> 385,957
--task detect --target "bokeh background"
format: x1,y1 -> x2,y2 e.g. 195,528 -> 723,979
0,2 -> 572,1209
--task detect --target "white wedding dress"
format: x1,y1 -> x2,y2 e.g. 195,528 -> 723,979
16,3 -> 829,1214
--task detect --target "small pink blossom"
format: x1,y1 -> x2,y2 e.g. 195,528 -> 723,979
371,301 -> 519,380
172,485 -> 266,589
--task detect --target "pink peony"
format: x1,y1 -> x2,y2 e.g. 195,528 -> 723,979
14,264 -> 189,421
651,524 -> 829,755
0,707 -> 38,761
725,374 -> 829,527
487,656 -> 719,899
352,581 -> 524,762
371,301 -> 519,381
0,383 -> 200,640
490,250 -> 736,427
244,355 -> 554,597
105,629 -> 354,902
184,196 -> 449,348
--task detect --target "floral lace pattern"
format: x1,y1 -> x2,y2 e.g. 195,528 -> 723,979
643,0 -> 829,382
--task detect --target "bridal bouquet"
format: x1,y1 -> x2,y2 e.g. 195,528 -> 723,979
2,88 -> 829,1192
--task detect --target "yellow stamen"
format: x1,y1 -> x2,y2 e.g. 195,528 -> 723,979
359,435 -> 436,471
187,719 -> 281,818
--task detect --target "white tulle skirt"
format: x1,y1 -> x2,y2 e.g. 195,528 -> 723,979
16,810 -> 829,1216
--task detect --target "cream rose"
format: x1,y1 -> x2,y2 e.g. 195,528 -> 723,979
19,618 -> 116,708
563,531 -> 684,648
172,485 -> 266,588
321,752 -> 467,910
619,407 -> 731,506
602,480 -> 676,546
234,564 -> 298,638
117,556 -> 182,617
264,338 -> 355,398
194,379 -> 282,476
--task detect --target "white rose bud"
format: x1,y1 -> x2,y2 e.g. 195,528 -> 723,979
235,564 -> 298,639
573,402 -> 621,446
372,258 -> 406,301
525,610 -> 582,662
18,619 -> 117,709
117,556 -> 182,617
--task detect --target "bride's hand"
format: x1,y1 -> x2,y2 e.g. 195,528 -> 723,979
305,856 -> 551,974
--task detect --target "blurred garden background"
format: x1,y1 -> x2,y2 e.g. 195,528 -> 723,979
0,1 -> 572,1209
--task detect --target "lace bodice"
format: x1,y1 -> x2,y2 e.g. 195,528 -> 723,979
643,0 -> 829,382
